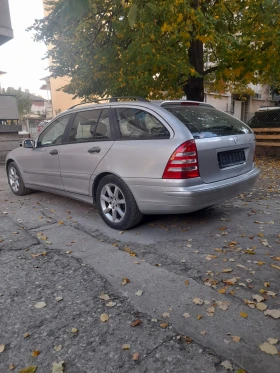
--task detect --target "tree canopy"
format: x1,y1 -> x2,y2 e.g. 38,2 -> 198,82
30,0 -> 280,101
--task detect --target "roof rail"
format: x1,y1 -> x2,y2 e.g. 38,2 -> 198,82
68,96 -> 149,110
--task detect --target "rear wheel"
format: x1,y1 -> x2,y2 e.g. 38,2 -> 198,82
96,175 -> 143,230
7,162 -> 32,196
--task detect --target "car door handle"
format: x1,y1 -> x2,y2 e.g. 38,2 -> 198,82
49,149 -> 58,155
88,147 -> 101,154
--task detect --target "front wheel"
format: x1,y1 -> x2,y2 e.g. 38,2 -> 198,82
7,162 -> 32,196
96,175 -> 143,230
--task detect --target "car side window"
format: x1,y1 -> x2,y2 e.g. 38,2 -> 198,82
67,109 -> 111,143
68,109 -> 102,143
115,108 -> 170,139
38,114 -> 70,146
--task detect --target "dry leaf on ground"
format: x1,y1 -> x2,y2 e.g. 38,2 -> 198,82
131,319 -> 142,327
222,269 -> 233,273
0,344 -> 5,352
221,360 -> 233,370
23,333 -> 30,338
270,264 -> 280,270
122,344 -> 130,350
253,294 -> 264,303
54,345 -> 62,352
162,312 -> 170,318
52,361 -> 65,373
256,303 -> 267,311
264,309 -> 280,319
259,342 -> 278,355
268,338 -> 278,345
160,322 -> 169,329
31,350 -> 40,357
99,294 -> 110,301
185,280 -> 189,285
232,336 -> 241,342
183,313 -> 190,318
193,298 -> 203,305
34,302 -> 46,309
106,301 -> 116,308
55,297 -> 63,302
19,367 -> 37,373
240,312 -> 248,318
135,290 -> 143,296
100,314 -> 109,322
71,328 -> 78,333
132,352 -> 140,361
8,363 -> 16,370
121,278 -> 130,286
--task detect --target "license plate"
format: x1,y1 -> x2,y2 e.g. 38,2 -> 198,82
218,150 -> 245,169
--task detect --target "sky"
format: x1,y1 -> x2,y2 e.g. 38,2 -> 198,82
0,0 -> 49,98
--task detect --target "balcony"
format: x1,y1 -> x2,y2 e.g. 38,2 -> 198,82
0,0 -> 13,46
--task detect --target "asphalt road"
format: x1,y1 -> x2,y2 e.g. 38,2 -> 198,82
0,157 -> 279,373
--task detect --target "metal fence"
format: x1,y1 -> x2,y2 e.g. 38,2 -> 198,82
246,109 -> 280,128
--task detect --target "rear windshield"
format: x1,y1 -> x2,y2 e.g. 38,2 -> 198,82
247,110 -> 280,128
164,105 -> 251,139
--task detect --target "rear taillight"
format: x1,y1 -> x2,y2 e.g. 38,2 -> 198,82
162,140 -> 200,179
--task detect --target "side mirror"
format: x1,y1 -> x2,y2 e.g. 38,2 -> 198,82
23,139 -> 35,148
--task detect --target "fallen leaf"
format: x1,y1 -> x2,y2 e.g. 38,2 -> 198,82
264,309 -> 280,319
135,290 -> 143,296
100,314 -> 109,322
193,298 -> 203,305
207,307 -> 215,316
0,344 -> 5,352
99,294 -> 110,301
268,338 -> 278,345
201,331 -> 207,335
132,352 -> 140,361
256,303 -> 267,311
222,269 -> 233,273
130,251 -> 137,257
58,221 -> 64,225
65,250 -> 72,254
240,312 -> 248,318
19,367 -> 37,373
34,302 -> 46,309
106,301 -> 116,308
183,313 -> 190,318
267,291 -> 277,297
235,369 -> 247,373
52,361 -> 65,373
270,264 -> 280,270
71,327 -> 78,333
162,312 -> 170,318
160,322 -> 169,329
151,318 -> 157,322
197,315 -> 203,320
259,342 -> 278,355
55,296 -> 63,302
232,336 -> 241,342
8,363 -> 16,370
31,350 -> 40,357
253,294 -> 264,303
121,278 -> 130,286
122,344 -> 130,350
54,345 -> 62,352
24,333 -> 30,338
184,280 -> 189,285
221,360 -> 233,370
264,282 -> 270,288
182,336 -> 193,344
218,288 -> 227,294
131,319 -> 142,327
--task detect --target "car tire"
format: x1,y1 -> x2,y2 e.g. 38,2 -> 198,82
96,175 -> 143,230
7,162 -> 32,196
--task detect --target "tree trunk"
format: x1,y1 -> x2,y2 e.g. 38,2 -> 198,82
183,39 -> 204,102
183,0 -> 205,102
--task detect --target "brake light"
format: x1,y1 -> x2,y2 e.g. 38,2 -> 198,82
162,140 -> 200,179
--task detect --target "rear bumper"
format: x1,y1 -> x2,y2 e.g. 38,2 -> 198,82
126,167 -> 260,214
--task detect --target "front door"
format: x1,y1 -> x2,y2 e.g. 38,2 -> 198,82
21,114 -> 71,190
59,108 -> 114,195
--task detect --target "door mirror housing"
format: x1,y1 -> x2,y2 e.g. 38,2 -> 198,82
23,139 -> 35,148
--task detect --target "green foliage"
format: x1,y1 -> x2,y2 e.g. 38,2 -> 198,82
30,0 -> 280,100
1,87 -> 32,119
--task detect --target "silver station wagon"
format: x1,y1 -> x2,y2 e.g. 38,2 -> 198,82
6,98 -> 260,229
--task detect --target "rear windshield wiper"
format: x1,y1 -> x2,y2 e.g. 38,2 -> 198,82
206,125 -> 234,130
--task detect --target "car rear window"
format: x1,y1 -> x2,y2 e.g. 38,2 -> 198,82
164,105 -> 251,139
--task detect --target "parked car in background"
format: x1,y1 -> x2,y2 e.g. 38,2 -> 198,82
247,108 -> 280,128
6,98 -> 260,230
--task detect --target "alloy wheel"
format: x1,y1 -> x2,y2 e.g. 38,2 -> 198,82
100,183 -> 126,223
9,166 -> 20,193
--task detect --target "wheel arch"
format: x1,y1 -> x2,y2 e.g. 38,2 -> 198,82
6,158 -> 15,173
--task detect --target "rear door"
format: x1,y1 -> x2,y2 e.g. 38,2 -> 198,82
163,105 -> 255,183
59,108 -> 114,195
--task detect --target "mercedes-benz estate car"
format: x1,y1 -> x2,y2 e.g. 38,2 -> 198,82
6,97 -> 260,230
